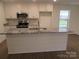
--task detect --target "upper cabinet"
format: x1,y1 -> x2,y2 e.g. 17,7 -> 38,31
0,2 -> 6,24
26,4 -> 39,18
4,3 -> 22,18
0,2 -> 5,19
4,3 -> 53,18
0,2 -> 6,33
38,4 -> 53,11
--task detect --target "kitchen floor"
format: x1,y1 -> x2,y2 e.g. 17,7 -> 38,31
0,40 -> 8,59
8,34 -> 79,59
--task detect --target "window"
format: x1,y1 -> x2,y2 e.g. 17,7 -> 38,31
59,10 -> 70,32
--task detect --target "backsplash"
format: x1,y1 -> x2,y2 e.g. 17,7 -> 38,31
4,18 -> 40,33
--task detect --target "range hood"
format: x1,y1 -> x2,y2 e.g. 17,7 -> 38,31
16,12 -> 29,28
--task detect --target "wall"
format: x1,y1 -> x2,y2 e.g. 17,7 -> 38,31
70,5 -> 79,35
0,2 -> 6,43
53,4 -> 79,35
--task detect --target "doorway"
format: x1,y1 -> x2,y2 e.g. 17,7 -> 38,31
39,12 -> 52,31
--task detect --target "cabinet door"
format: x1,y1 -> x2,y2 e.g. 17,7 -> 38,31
0,2 -> 6,33
0,2 -> 4,19
39,12 -> 52,30
5,3 -> 22,18
28,4 -> 39,18
38,4 -> 53,11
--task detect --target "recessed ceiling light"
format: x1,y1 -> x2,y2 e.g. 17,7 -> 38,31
53,0 -> 57,2
32,0 -> 36,2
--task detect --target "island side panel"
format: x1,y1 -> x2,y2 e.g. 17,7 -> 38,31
7,32 -> 68,54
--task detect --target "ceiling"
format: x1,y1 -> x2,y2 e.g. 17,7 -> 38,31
1,0 -> 79,5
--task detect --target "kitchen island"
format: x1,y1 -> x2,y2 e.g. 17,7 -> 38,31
4,18 -> 68,54
6,31 -> 68,54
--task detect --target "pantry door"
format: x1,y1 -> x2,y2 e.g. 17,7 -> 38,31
39,12 -> 52,31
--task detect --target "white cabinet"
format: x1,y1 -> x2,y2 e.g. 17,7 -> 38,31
5,3 -> 22,18
5,3 -> 39,18
0,2 -> 6,33
27,4 -> 39,18
0,2 -> 5,19
0,2 -> 8,42
39,12 -> 53,31
5,3 -> 53,19
0,2 -> 6,24
38,4 -> 53,11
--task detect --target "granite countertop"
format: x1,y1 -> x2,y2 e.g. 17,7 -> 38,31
0,30 -> 68,35
0,26 -> 68,35
3,18 -> 68,34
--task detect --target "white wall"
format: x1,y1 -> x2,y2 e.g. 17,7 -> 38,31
0,2 -> 6,43
70,5 -> 79,35
7,33 -> 68,54
53,4 -> 79,35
